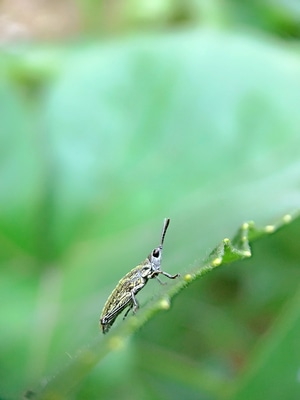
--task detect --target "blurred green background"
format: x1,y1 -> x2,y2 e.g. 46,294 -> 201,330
1,1 -> 300,399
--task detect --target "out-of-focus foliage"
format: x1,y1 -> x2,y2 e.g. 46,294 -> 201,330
0,2 -> 300,400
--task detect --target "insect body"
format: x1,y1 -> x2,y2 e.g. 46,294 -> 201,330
100,218 -> 179,333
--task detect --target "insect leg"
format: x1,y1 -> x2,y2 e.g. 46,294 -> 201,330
123,302 -> 133,320
160,271 -> 180,279
131,291 -> 140,313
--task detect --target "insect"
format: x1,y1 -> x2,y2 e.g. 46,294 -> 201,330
100,218 -> 179,333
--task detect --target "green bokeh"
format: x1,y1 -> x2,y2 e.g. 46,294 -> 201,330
1,4 -> 300,400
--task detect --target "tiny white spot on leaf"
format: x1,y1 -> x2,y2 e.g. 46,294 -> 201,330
184,274 -> 193,282
243,250 -> 251,257
283,214 -> 292,224
212,257 -> 222,266
159,298 -> 171,310
265,225 -> 275,233
108,336 -> 125,351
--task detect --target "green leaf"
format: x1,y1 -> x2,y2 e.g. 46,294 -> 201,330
228,287 -> 300,400
5,28 -> 300,257
1,28 -> 300,399
33,211 -> 299,399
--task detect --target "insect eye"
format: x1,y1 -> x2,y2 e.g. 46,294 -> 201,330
152,248 -> 160,258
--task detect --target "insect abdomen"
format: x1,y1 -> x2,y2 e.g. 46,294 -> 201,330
100,266 -> 148,333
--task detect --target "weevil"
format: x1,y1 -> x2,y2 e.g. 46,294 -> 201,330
100,218 -> 179,333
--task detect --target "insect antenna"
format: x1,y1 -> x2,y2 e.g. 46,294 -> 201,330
160,218 -> 170,247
